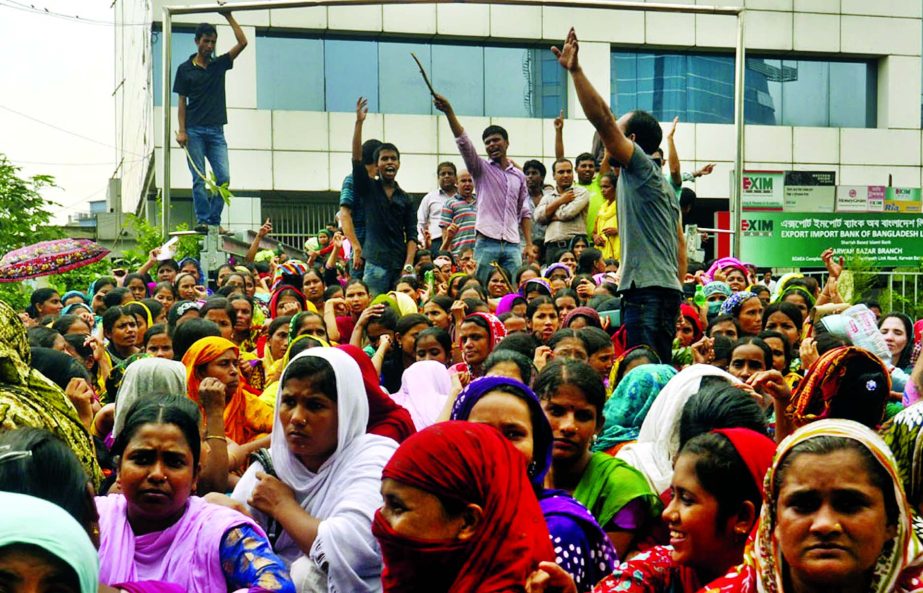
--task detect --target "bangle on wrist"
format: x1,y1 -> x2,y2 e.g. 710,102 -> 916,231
205,434 -> 226,442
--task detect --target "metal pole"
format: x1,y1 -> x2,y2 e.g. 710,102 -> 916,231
162,8 -> 173,239
166,0 -> 742,16
731,10 -> 745,258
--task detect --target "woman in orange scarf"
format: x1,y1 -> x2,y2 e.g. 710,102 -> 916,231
182,336 -> 274,445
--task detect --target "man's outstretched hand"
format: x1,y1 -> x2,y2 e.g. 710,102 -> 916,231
432,93 -> 453,115
551,27 -> 580,72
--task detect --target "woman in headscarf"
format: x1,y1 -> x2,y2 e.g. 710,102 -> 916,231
704,257 -> 751,292
719,291 -> 763,336
0,300 -> 102,488
780,346 -> 889,441
0,492 -> 99,593
704,419 -> 923,593
112,357 -> 186,438
775,285 -> 816,323
374,421 -> 555,592
703,281 -> 732,321
337,344 -> 416,443
617,364 -> 740,495
609,345 -> 662,393
881,402 -> 923,540
536,359 -> 660,558
182,336 -> 274,445
450,311 -> 508,383
880,312 -> 915,373
394,360 -> 453,431
98,395 -> 293,593
450,376 -> 617,591
593,428 -> 776,593
232,348 -> 398,592
676,304 -> 704,348
522,277 -> 553,301
595,364 -> 677,456
269,285 -> 310,319
563,306 -> 602,330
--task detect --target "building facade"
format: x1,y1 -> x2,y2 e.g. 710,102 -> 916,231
115,0 -> 923,246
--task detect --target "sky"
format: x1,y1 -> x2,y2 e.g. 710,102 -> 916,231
0,0 -> 118,224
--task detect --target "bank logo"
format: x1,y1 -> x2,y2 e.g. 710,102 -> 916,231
742,219 -> 773,237
743,176 -> 773,194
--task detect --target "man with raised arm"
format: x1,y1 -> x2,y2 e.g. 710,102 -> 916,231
432,93 -> 532,286
351,97 -> 417,296
173,11 -> 247,234
552,28 -> 682,363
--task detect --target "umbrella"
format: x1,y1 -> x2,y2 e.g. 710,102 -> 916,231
0,238 -> 110,283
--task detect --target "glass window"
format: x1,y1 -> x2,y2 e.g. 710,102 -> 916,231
256,34 -> 324,111
324,39 -> 379,113
613,50 -> 876,128
612,52 -> 735,124
484,47 -> 534,117
379,41 -> 433,115
152,29 -> 196,107
157,31 -> 566,118
432,44 -> 484,117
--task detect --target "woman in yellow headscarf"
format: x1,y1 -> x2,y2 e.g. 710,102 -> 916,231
182,336 -> 273,445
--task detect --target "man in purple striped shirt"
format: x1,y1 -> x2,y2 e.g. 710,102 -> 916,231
433,93 -> 532,286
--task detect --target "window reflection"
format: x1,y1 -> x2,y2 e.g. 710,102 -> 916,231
152,31 -> 566,118
611,50 -> 876,128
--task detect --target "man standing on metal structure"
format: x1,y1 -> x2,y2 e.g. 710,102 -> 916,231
173,11 -> 248,235
553,28 -> 683,364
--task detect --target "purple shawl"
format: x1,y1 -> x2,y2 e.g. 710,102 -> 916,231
97,494 -> 265,593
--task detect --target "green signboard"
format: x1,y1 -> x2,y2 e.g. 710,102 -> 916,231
740,211 -> 923,267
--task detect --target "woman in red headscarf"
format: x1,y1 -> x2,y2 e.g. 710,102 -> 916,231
591,428 -> 775,593
337,344 -> 415,443
373,421 -> 555,592
449,312 -> 507,384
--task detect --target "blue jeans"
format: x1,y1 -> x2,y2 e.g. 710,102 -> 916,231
621,287 -> 682,363
186,125 -> 230,226
474,235 -> 522,287
363,261 -> 401,297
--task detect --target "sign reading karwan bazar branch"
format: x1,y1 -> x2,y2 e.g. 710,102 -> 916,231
740,212 -> 923,268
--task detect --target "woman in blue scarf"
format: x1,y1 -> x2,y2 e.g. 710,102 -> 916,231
450,376 -> 617,592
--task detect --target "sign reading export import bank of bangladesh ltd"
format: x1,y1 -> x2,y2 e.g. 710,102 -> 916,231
740,212 -> 923,268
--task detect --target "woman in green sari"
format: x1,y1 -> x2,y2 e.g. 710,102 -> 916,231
534,358 -> 661,558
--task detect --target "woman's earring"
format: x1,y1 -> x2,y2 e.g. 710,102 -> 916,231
528,461 -> 538,476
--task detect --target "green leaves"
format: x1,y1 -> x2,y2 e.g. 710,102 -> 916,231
183,146 -> 235,206
0,154 -> 63,254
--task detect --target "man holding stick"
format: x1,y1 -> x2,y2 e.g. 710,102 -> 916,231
433,93 -> 532,286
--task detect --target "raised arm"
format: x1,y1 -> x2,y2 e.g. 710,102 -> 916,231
246,218 -> 272,262
665,116 -> 682,187
352,97 -> 368,163
221,11 -> 248,61
552,28 -> 634,166
433,93 -> 465,138
554,110 -> 565,160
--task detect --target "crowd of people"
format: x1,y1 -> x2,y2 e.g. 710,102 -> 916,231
5,25 -> 923,593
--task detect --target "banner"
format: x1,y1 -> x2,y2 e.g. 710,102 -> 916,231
739,211 -> 923,267
741,171 -> 784,211
836,186 -> 885,212
885,187 -> 922,213
783,171 -> 836,212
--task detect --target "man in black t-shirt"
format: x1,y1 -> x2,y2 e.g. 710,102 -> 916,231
173,12 -> 247,233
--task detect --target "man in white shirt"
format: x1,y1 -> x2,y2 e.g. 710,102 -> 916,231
417,161 -> 458,256
534,158 -> 590,264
